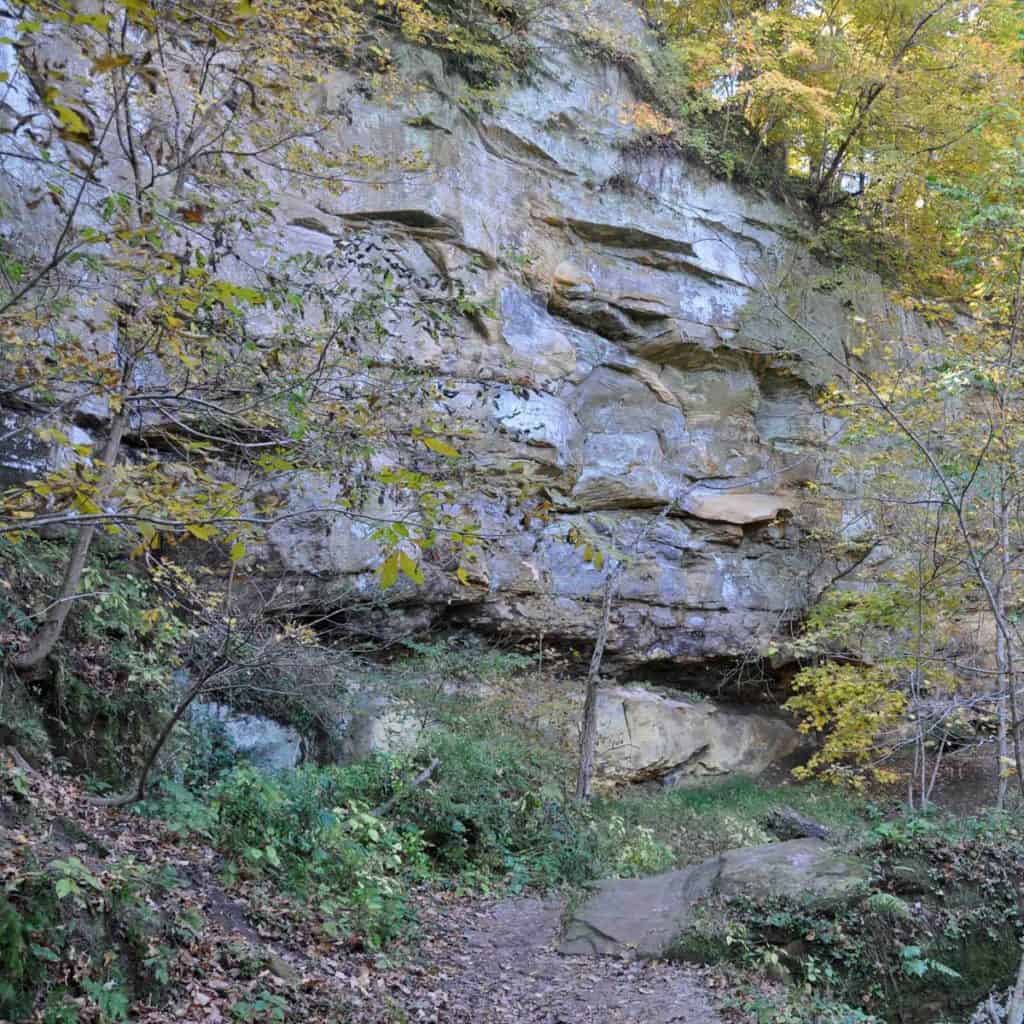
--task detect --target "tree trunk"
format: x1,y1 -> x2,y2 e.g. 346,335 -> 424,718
575,574 -> 616,802
1007,946 -> 1024,1024
997,626 -> 1010,812
13,408 -> 128,671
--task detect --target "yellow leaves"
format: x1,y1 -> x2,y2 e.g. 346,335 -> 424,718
619,102 -> 675,137
378,551 -> 399,589
185,523 -> 216,541
52,104 -> 90,137
785,663 -> 906,787
378,547 -> 425,589
140,607 -> 162,627
91,53 -> 132,74
36,426 -> 70,446
72,492 -> 102,515
736,69 -> 835,138
398,549 -> 424,584
421,436 -> 459,459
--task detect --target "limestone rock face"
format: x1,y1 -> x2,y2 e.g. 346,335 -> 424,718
560,839 -> 869,958
338,699 -> 425,762
0,0 -> 946,686
589,687 -> 805,786
192,702 -> 304,772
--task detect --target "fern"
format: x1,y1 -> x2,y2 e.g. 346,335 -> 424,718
866,891 -> 912,920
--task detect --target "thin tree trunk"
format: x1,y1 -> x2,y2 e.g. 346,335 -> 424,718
996,482 -> 1024,803
924,732 -> 947,806
13,408 -> 128,671
997,625 -> 1010,811
1007,947 -> 1024,1024
575,574 -> 616,802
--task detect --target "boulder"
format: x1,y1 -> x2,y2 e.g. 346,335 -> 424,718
192,702 -> 304,772
338,698 -> 424,762
560,839 -> 869,958
587,686 -> 806,787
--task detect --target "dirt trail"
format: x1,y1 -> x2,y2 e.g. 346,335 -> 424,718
2,763 -> 726,1023
407,895 -> 724,1023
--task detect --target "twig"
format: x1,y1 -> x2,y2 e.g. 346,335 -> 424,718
3,746 -> 36,775
373,757 -> 440,817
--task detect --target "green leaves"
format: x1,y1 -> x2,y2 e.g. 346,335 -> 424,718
899,945 -> 961,980
72,12 -> 112,31
53,877 -> 76,901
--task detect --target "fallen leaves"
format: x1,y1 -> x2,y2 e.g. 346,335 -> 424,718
1,754 -> 727,1023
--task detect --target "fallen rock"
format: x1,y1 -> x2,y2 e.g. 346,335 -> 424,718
764,805 -> 831,841
560,839 -> 869,958
587,686 -> 806,787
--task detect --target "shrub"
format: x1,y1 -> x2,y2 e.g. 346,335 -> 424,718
200,763 -> 428,945
389,728 -> 597,887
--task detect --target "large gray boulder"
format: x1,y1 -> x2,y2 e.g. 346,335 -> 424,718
538,686 -> 807,787
191,702 -> 304,772
560,839 -> 869,958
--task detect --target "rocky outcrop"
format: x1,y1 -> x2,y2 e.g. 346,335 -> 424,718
337,698 -> 425,763
584,686 -> 805,786
191,702 -> 304,772
560,839 -> 869,957
232,9 -> 942,681
332,683 -> 802,784
0,0 -> 944,690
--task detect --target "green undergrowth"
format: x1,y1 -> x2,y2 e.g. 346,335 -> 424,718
0,772 -> 197,1022
0,534 -> 185,783
593,775 -> 874,867
140,722 -> 672,948
670,811 -> 1024,1024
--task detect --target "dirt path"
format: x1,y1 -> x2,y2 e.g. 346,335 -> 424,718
2,763 -> 727,1024
406,895 -> 724,1023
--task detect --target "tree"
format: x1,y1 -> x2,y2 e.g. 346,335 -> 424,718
649,0 -> 1022,289
764,126 -> 1024,804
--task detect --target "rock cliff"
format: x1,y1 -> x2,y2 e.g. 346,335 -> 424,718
0,0 -> 941,693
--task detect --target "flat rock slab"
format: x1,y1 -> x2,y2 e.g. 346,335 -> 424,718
560,839 -> 869,958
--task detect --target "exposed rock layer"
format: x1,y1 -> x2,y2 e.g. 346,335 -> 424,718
560,839 -> 869,957
0,0 -> 943,686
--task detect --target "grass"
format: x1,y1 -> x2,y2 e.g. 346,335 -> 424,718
593,776 -> 876,867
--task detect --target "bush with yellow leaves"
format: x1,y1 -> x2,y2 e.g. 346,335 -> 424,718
785,663 -> 906,788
